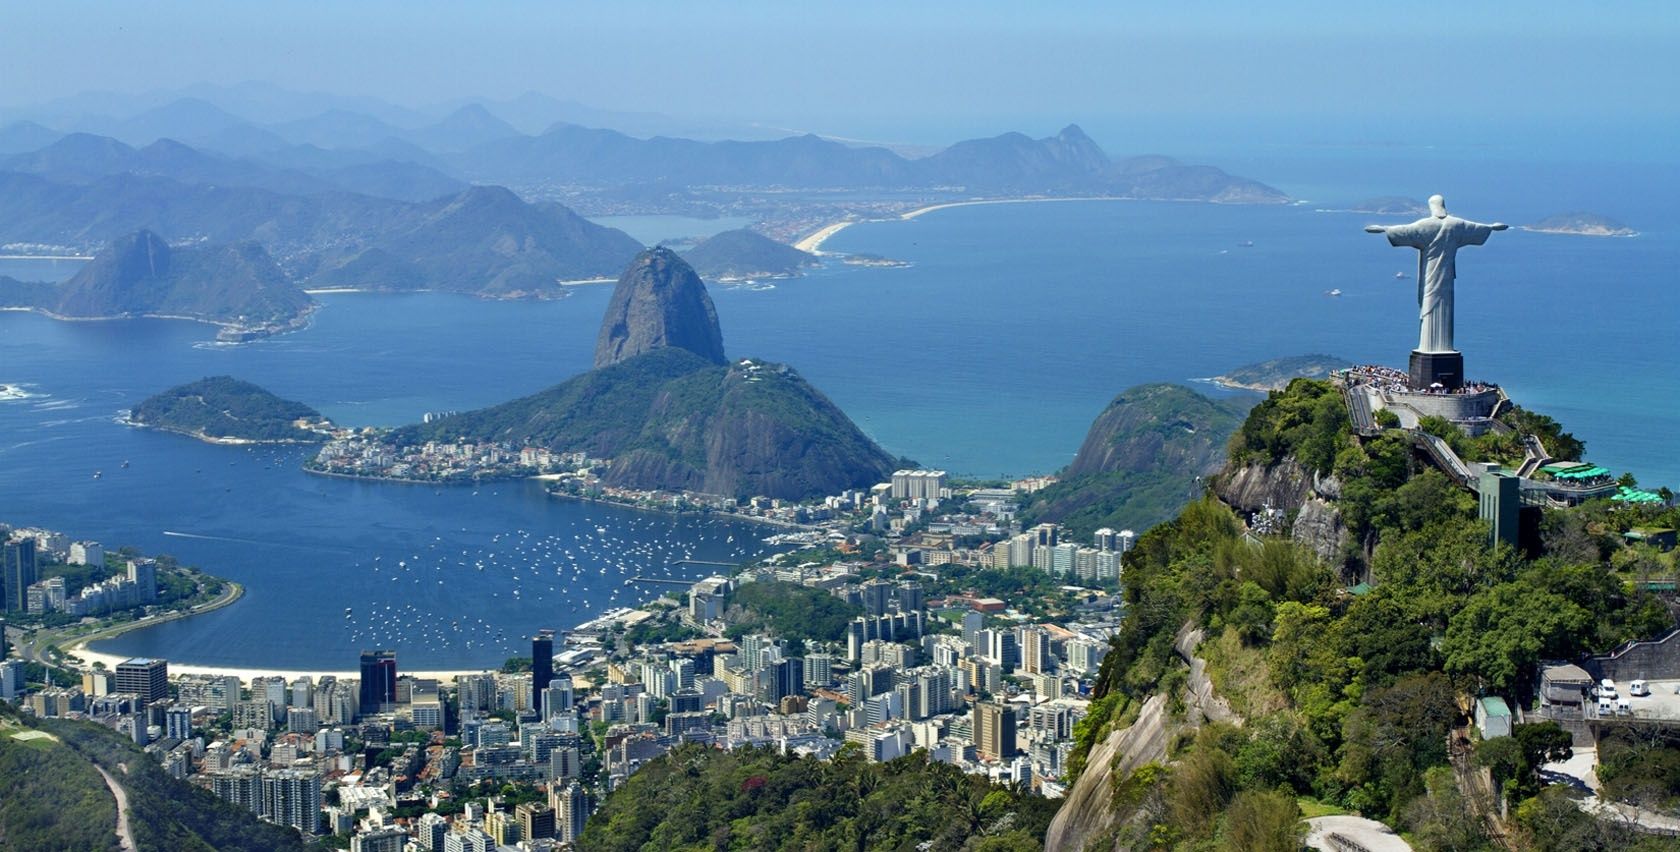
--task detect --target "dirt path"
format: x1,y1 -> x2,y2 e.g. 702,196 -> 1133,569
94,765 -> 136,851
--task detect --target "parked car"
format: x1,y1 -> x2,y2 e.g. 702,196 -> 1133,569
1630,679 -> 1650,697
1600,679 -> 1618,700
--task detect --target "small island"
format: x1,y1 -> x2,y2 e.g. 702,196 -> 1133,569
1521,212 -> 1638,237
1345,196 -> 1428,215
840,252 -> 911,269
129,376 -> 333,444
1208,353 -> 1352,392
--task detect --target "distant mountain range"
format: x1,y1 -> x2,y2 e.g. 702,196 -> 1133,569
296,185 -> 643,296
0,94 -> 1289,313
1,132 -> 465,201
0,174 -> 642,296
1,94 -> 1287,202
446,123 -> 1286,200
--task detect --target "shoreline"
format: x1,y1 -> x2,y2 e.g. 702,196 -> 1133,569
545,488 -> 815,532
792,220 -> 857,254
66,580 -> 480,684
0,303 -> 317,344
63,580 -> 244,666
794,195 -> 1182,254
125,419 -> 330,446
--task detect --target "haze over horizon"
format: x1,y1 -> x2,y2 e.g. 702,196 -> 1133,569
4,1 -> 1677,161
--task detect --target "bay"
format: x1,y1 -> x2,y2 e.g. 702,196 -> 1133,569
0,156 -> 1673,670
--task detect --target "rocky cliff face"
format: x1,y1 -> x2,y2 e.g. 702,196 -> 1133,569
594,247 -> 726,368
1214,458 -> 1349,564
1045,625 -> 1244,852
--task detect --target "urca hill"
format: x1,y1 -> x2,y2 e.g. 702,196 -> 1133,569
391,248 -> 896,500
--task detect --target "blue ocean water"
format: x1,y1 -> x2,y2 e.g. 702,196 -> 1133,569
0,161 -> 1673,669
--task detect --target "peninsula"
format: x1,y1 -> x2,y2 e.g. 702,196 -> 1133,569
678,228 -> 817,280
1208,353 -> 1353,392
328,248 -> 898,501
130,376 -> 332,443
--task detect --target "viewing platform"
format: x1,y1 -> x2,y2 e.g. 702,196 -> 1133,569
1335,365 -> 1501,434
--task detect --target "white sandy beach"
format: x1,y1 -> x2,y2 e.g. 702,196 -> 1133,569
66,643 -> 480,686
792,220 -> 857,254
794,196 -> 1134,254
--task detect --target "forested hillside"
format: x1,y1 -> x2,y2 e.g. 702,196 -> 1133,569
580,744 -> 1058,852
1057,379 -> 1680,851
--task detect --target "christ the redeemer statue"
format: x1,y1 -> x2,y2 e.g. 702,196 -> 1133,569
1365,194 -> 1506,355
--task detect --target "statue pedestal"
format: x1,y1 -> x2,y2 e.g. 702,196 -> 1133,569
1409,350 -> 1464,391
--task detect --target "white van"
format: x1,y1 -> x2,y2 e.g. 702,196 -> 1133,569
1598,697 -> 1615,716
1630,679 -> 1650,697
1600,679 -> 1618,700
1617,697 -> 1633,715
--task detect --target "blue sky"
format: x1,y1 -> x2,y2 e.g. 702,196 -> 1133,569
4,1 -> 1676,150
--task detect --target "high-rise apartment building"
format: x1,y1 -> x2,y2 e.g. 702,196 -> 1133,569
358,650 -> 397,716
974,701 -> 1018,761
532,630 -> 554,694
3,537 -> 38,612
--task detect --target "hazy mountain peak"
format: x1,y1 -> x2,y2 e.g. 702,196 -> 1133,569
95,229 -> 173,280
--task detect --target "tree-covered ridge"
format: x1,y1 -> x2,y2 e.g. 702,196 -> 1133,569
0,724 -> 119,851
390,347 -> 897,500
0,706 -> 312,851
132,375 -> 326,442
580,744 -> 1058,852
1022,384 -> 1248,540
1067,379 -> 1679,849
724,579 -> 863,650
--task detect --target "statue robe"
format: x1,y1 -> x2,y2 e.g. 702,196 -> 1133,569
1384,215 -> 1495,353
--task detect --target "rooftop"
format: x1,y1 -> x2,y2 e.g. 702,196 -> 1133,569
1478,696 -> 1512,718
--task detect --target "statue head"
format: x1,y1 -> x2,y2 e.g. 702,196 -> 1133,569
1429,194 -> 1447,218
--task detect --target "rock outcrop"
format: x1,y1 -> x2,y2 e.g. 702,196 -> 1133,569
1045,624 -> 1244,852
1215,459 -> 1349,564
594,247 -> 726,368
1044,693 -> 1172,852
